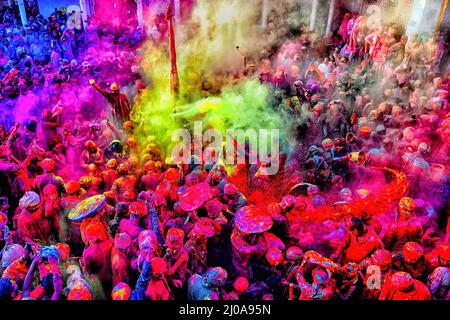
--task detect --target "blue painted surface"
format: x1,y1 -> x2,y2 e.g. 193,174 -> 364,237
37,0 -> 79,18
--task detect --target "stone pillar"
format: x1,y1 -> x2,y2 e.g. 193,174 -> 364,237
136,0 -> 144,27
309,0 -> 319,31
79,0 -> 88,27
326,0 -> 336,35
406,0 -> 446,36
17,0 -> 27,27
261,0 -> 268,29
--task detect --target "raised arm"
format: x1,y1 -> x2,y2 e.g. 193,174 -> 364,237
147,202 -> 164,245
294,266 -> 310,292
89,79 -> 110,99
49,256 -> 63,300
130,254 -> 152,300
22,253 -> 41,298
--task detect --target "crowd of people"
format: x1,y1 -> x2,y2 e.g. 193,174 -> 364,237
0,2 -> 449,301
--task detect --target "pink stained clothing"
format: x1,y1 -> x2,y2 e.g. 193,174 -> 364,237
82,238 -> 114,284
379,279 -> 431,300
111,175 -> 138,201
341,229 -> 384,264
102,169 -> 119,191
140,173 -> 161,191
80,148 -> 104,170
146,277 -> 172,300
118,218 -> 144,241
383,218 -> 424,253
14,208 -> 51,243
165,248 -> 189,283
111,246 -> 131,286
231,229 -> 265,277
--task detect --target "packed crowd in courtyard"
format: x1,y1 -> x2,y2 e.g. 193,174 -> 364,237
0,1 -> 449,300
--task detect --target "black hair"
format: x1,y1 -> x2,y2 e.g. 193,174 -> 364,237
349,217 -> 364,233
115,202 -> 129,217
0,277 -> 14,300
41,273 -> 55,296
26,118 -> 38,132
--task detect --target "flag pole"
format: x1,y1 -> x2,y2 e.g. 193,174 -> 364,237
165,4 -> 180,105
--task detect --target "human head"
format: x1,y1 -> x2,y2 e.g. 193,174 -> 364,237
115,202 -> 129,218
123,191 -> 136,202
43,184 -> 58,201
265,247 -> 284,267
79,176 -> 92,190
106,159 -> 118,170
1,244 -> 22,268
403,242 -> 423,264
372,249 -> 392,272
19,191 -> 40,212
114,232 -> 132,251
123,121 -> 134,132
67,283 -> 92,300
437,244 -> 450,267
204,267 -> 228,287
312,267 -> 329,286
313,103 -> 323,115
340,188 -> 352,202
204,199 -> 223,218
85,222 -> 104,244
185,173 -> 200,187
392,105 -> 403,117
112,282 -> 131,300
307,184 -> 320,197
110,82 -> 120,94
40,158 -> 56,173
143,160 -> 156,173
210,164 -> 226,182
433,77 -> 443,88
341,262 -> 360,279
0,196 -> 9,213
84,140 -> 97,153
54,143 -> 63,154
87,163 -> 97,175
55,243 -> 70,262
391,272 -> 414,292
223,183 -> 238,201
0,277 -> 18,300
286,246 -> 303,262
398,197 -> 416,219
262,293 -> 274,300
117,163 -> 129,176
402,127 -> 415,142
0,145 -> 8,159
279,195 -> 296,212
111,282 -> 131,300
417,142 -> 430,155
349,217 -> 365,236
233,277 -> 249,294
321,138 -> 333,151
151,257 -> 167,277
166,228 -> 185,250
128,201 -> 148,219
